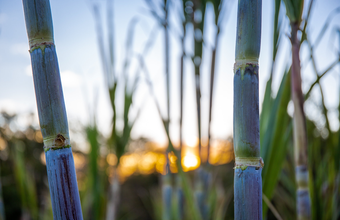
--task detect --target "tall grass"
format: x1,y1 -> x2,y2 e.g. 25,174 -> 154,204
92,1 -> 142,219
5,1 -> 339,220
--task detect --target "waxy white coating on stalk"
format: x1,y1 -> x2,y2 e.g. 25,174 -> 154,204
235,157 -> 264,169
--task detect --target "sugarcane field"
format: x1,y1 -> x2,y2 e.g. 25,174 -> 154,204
1,0 -> 340,219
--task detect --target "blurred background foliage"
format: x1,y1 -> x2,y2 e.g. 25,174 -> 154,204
0,111 -> 234,219
0,0 -> 340,219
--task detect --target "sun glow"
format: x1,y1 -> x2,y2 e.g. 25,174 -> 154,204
182,152 -> 200,172
105,139 -> 233,181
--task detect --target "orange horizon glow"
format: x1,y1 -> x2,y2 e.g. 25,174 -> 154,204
68,138 -> 234,182
105,139 -> 233,181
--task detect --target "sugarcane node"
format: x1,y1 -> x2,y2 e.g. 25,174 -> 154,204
30,41 -> 54,49
43,133 -> 71,151
233,60 -> 259,75
29,41 -> 54,54
55,134 -> 66,147
234,157 -> 264,170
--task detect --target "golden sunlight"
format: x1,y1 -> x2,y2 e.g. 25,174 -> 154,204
182,152 -> 200,172
106,153 -> 118,166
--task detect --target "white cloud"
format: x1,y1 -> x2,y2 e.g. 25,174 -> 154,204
11,43 -> 29,56
60,70 -> 82,87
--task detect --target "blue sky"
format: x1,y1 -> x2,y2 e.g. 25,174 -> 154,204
0,0 -> 339,148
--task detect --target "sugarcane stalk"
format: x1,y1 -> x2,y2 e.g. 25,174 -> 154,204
176,1 -> 186,219
179,2 -> 185,168
162,0 -> 173,218
284,0 -> 313,216
192,0 -> 205,160
139,55 -> 202,220
22,0 -> 83,219
290,16 -> 311,220
208,0 -> 223,165
106,171 -> 120,220
162,166 -> 172,220
191,1 -> 207,219
233,0 -> 263,219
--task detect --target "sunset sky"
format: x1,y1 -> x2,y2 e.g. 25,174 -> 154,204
0,0 -> 340,148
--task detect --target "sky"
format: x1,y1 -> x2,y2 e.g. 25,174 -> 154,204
0,0 -> 340,149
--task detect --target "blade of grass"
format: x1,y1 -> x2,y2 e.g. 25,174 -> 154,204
262,194 -> 283,220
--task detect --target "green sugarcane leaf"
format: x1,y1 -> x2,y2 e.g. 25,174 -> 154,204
85,123 -> 103,220
282,0 -> 304,24
262,69 -> 291,217
282,0 -> 296,22
273,0 -> 282,61
260,0 -> 282,160
260,69 -> 289,163
260,77 -> 274,151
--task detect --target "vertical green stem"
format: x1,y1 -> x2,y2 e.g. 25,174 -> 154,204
291,22 -> 311,220
22,0 -> 83,219
162,1 -> 172,220
234,0 -> 263,219
207,0 -> 222,164
177,2 -> 186,218
193,0 -> 205,157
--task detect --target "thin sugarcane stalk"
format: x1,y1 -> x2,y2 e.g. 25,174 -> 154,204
290,21 -> 311,220
106,171 -> 120,220
107,0 -> 115,85
22,0 -> 83,219
93,2 -> 124,219
164,0 -> 170,134
191,2 -> 207,219
177,1 -> 186,219
142,1 -> 172,219
179,1 -> 185,168
138,55 -> 202,220
280,9 -> 312,218
233,0 -> 263,219
162,0 -> 173,218
192,0 -> 205,160
162,166 -> 172,220
207,0 -> 222,165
